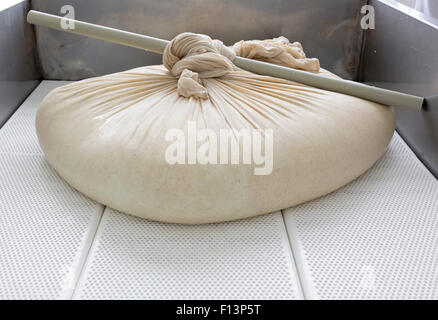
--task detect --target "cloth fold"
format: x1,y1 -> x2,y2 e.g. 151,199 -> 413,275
163,32 -> 320,99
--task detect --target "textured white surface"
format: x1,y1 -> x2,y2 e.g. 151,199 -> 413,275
0,81 -> 103,299
0,81 -> 70,155
284,133 -> 438,300
73,209 -> 302,300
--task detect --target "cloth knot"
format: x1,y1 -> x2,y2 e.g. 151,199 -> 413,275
163,33 -> 320,99
231,36 -> 320,72
163,33 -> 236,99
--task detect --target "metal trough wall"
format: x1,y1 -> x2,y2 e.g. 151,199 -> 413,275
0,0 -> 40,128
31,0 -> 367,80
361,0 -> 438,177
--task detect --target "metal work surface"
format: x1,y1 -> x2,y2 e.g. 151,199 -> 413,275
31,0 -> 366,80
0,0 -> 40,128
361,0 -> 438,177
1,81 -> 437,299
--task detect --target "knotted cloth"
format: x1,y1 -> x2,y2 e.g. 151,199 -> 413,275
163,32 -> 320,99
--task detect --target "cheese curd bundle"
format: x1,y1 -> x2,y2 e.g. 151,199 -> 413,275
36,33 -> 394,224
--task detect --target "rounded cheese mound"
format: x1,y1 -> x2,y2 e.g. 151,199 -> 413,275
36,33 -> 395,224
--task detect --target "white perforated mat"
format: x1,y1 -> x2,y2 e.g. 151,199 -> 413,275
0,81 -> 103,299
73,209 -> 302,300
0,81 -> 70,155
284,133 -> 438,300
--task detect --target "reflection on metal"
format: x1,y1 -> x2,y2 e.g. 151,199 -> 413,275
363,0 -> 438,177
379,0 -> 438,29
31,0 -> 367,80
0,0 -> 40,128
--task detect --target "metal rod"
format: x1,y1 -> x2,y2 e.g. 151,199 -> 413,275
27,10 -> 168,53
27,10 -> 424,111
233,57 -> 423,111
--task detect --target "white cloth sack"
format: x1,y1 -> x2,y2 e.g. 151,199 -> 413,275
36,33 -> 395,224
